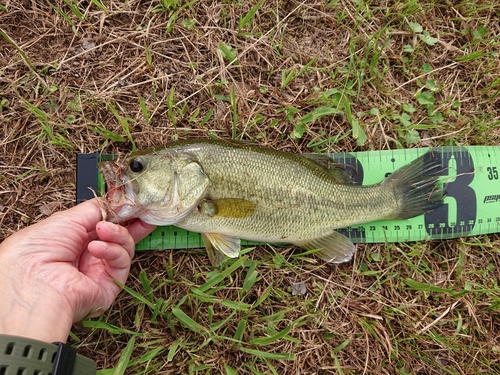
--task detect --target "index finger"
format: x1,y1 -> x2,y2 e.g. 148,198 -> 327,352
126,220 -> 157,244
56,198 -> 105,233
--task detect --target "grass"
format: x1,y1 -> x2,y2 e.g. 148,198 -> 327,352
1,0 -> 500,373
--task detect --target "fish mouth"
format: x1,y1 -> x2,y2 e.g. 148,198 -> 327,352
99,159 -> 135,222
100,160 -> 121,200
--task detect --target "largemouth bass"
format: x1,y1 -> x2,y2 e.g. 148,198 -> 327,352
99,139 -> 443,264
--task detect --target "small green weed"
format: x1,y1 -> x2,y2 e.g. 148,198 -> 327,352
106,102 -> 137,151
238,0 -> 264,32
408,21 -> 438,46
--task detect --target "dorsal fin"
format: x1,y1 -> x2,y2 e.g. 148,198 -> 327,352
301,154 -> 354,184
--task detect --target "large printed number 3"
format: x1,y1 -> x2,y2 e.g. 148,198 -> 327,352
424,148 -> 476,237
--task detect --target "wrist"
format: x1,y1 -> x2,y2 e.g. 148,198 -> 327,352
0,281 -> 73,343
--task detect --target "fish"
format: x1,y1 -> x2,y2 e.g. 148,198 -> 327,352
99,139 -> 444,265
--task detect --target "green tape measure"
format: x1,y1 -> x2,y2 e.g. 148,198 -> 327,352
76,146 -> 500,251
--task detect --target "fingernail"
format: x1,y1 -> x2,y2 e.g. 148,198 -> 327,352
95,240 -> 108,249
101,221 -> 119,233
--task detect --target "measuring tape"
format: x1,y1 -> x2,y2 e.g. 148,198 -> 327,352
76,146 -> 500,250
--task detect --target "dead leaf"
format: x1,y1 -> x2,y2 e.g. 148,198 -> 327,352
291,282 -> 307,296
38,202 -> 61,216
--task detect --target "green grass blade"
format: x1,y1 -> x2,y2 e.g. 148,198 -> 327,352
90,0 -> 108,13
13,167 -> 40,183
224,364 -> 238,375
200,109 -> 213,126
209,310 -> 237,332
48,2 -> 75,27
253,285 -> 272,309
138,97 -> 150,125
196,256 -> 248,293
107,103 -> 137,151
220,300 -> 252,311
209,310 -> 238,333
139,270 -> 152,297
241,262 -> 259,292
230,85 -> 237,139
332,338 -> 351,354
0,29 -> 35,70
403,279 -> 454,294
112,335 -> 136,375
296,106 -> 342,126
172,306 -> 207,333
151,297 -> 164,322
139,346 -> 164,363
233,319 -> 247,341
249,323 -> 294,345
63,0 -> 86,21
455,51 -> 489,62
281,68 -> 296,90
90,125 -> 126,142
82,320 -> 139,336
119,281 -> 156,308
167,86 -> 176,128
218,42 -> 238,65
343,98 -> 367,146
167,337 -> 184,362
238,347 -> 295,360
238,0 -> 264,31
189,289 -> 220,304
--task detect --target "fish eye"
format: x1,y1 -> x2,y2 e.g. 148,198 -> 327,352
129,158 -> 144,173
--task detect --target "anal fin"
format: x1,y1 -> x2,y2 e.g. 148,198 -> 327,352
295,231 -> 356,263
202,232 -> 241,266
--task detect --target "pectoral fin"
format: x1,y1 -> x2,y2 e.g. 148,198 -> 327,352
296,231 -> 355,263
199,198 -> 256,218
202,232 -> 241,266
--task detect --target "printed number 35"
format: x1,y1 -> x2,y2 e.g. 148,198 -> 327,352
487,166 -> 498,180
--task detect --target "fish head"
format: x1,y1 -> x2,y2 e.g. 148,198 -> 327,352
99,150 -> 210,225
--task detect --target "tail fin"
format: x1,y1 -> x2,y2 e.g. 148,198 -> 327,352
383,152 -> 444,220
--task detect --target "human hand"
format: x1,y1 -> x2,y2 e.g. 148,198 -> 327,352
0,198 -> 156,343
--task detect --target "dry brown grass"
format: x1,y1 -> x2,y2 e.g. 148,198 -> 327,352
1,0 -> 500,374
